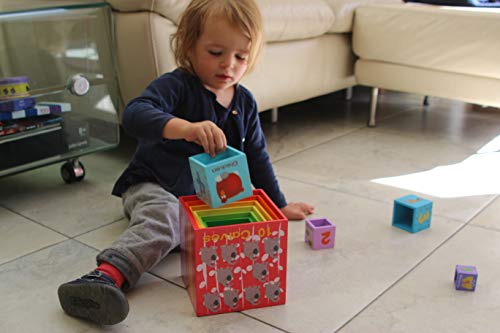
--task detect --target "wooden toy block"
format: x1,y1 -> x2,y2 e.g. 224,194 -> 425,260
305,217 -> 336,250
392,194 -> 433,233
180,189 -> 288,316
189,146 -> 252,208
454,265 -> 478,291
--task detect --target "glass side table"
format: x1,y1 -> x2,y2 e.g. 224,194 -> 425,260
0,1 -> 120,183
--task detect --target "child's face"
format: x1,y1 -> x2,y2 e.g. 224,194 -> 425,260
189,15 -> 251,93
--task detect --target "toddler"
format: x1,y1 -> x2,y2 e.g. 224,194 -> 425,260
58,0 -> 313,325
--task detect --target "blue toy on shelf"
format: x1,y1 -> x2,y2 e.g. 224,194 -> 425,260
392,194 -> 433,233
189,146 -> 252,208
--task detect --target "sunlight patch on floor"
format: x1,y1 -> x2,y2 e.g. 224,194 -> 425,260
372,135 -> 500,198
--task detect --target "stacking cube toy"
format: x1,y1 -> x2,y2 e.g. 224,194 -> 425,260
189,146 -> 252,208
180,189 -> 288,316
392,194 -> 433,233
454,265 -> 478,291
305,217 -> 336,250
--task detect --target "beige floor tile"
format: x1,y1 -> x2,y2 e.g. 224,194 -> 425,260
273,129 -> 495,222
1,88 -> 498,333
261,88 -> 415,162
372,99 -> 500,152
0,206 -> 66,265
0,240 -> 282,333
337,225 -> 500,333
75,218 -> 128,250
149,251 -> 185,287
470,196 -> 500,231
243,178 -> 463,333
0,163 -> 124,237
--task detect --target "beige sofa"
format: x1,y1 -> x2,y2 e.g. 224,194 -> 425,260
106,0 -> 500,126
353,3 -> 500,126
106,0 -> 401,119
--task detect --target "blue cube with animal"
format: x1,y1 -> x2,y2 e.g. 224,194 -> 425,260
189,146 -> 252,208
392,194 -> 433,233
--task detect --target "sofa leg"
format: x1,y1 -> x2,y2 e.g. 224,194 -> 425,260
271,107 -> 278,123
423,95 -> 430,106
345,87 -> 353,100
368,87 -> 379,127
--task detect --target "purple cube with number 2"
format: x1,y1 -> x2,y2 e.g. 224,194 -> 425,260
305,217 -> 336,250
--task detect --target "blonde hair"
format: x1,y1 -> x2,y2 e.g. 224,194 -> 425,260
171,0 -> 263,74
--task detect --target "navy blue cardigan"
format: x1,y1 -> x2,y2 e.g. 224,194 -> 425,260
112,69 -> 287,208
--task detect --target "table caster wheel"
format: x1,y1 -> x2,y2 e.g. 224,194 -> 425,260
61,160 -> 85,184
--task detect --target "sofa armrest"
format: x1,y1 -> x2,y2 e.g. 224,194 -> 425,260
106,0 -> 188,24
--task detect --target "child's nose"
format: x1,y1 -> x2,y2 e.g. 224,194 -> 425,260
220,56 -> 234,69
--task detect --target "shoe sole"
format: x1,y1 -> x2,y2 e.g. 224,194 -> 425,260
58,282 -> 129,325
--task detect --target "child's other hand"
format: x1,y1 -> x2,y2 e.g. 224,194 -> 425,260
186,121 -> 227,157
281,202 -> 314,221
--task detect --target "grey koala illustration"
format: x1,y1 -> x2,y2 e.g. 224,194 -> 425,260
200,246 -> 218,267
264,281 -> 281,302
220,243 -> 238,265
253,262 -> 269,282
244,286 -> 261,305
223,289 -> 239,309
243,240 -> 259,260
203,292 -> 221,312
263,237 -> 280,258
216,267 -> 233,287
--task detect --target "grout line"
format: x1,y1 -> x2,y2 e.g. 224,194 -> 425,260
0,239 -> 68,268
0,205 -> 70,239
270,127 -> 366,164
335,194 -> 499,332
70,215 -> 126,239
463,194 -> 498,224
146,271 -> 186,290
239,313 -> 292,333
275,174 -> 470,224
335,221 -> 471,332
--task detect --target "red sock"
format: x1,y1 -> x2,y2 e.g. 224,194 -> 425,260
96,262 -> 125,289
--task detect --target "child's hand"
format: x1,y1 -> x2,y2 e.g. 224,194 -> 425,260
186,121 -> 227,157
281,202 -> 314,221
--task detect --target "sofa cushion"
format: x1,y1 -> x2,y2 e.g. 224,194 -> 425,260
324,0 -> 403,33
353,4 -> 500,79
258,0 -> 335,42
107,0 -> 335,42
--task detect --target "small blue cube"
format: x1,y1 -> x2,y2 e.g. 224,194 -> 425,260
392,194 -> 432,233
189,146 -> 252,208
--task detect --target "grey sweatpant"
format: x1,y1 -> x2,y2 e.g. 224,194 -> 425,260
96,182 -> 180,290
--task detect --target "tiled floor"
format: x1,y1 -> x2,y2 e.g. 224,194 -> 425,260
1,88 -> 499,332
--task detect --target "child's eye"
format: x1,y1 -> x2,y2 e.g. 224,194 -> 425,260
208,50 -> 222,56
236,54 -> 248,61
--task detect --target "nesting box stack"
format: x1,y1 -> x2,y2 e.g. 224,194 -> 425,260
180,189 -> 288,316
182,147 -> 288,316
179,147 -> 288,316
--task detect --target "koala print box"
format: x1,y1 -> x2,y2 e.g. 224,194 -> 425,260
180,189 -> 288,316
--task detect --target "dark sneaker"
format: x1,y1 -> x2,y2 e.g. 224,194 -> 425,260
58,270 -> 129,325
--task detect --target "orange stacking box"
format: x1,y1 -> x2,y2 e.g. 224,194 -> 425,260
180,189 -> 288,316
